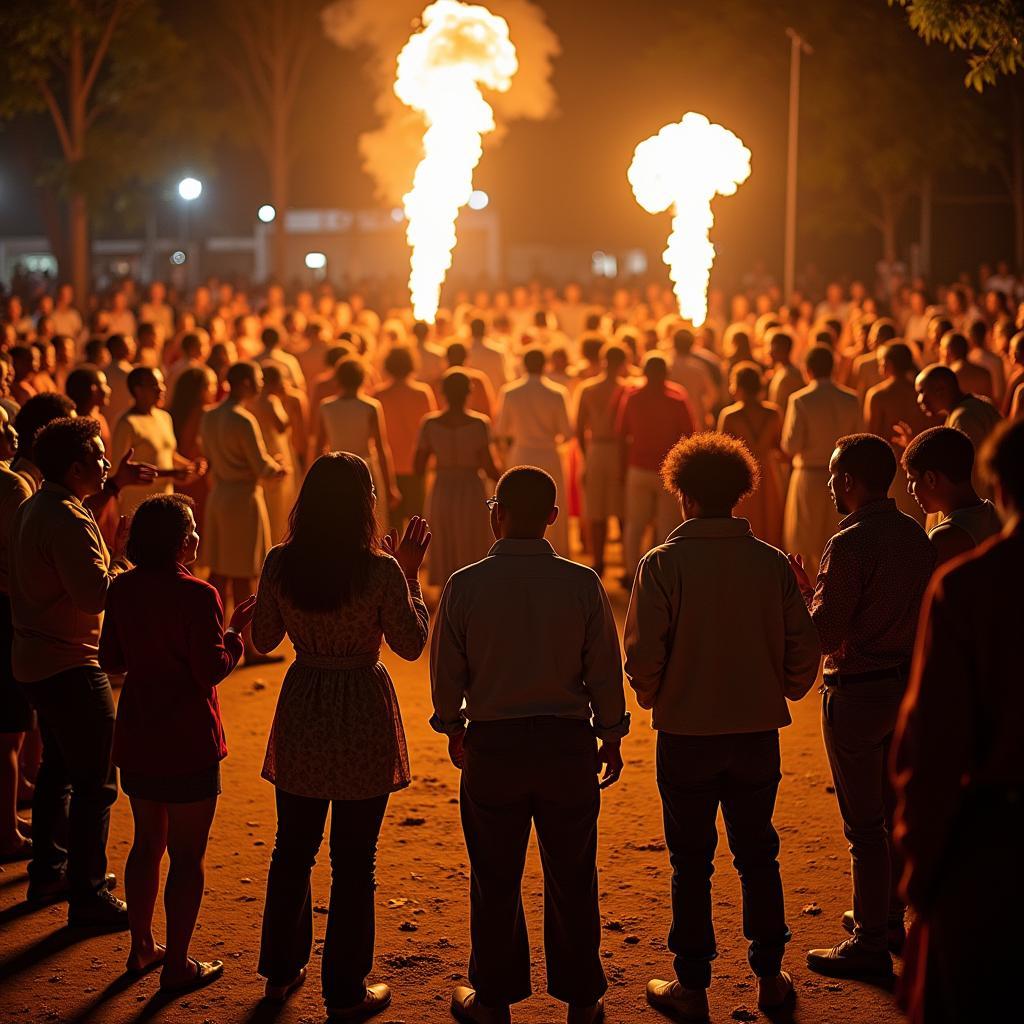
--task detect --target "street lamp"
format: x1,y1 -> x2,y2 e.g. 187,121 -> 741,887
178,176 -> 203,202
258,204 -> 276,223
783,29 -> 812,302
468,189 -> 490,211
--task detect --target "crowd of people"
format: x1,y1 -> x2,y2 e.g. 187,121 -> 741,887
0,265 -> 1021,1024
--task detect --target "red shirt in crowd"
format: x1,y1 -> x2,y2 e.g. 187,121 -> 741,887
99,565 -> 243,776
616,381 -> 695,471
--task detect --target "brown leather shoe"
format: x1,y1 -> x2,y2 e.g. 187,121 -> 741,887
567,998 -> 604,1023
646,979 -> 709,1021
757,971 -> 795,1010
327,983 -> 392,1020
842,909 -> 906,953
807,938 -> 893,978
450,986 -> 512,1024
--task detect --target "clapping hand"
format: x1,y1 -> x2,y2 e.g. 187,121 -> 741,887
228,594 -> 258,633
891,421 -> 915,451
598,739 -> 623,789
112,447 -> 158,490
787,553 -> 814,598
383,515 -> 432,579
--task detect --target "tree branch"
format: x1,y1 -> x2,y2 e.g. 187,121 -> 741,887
37,77 -> 74,159
81,0 -> 128,109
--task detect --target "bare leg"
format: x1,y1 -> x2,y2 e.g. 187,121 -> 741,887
0,732 -> 28,851
125,797 -> 169,971
161,796 -> 218,984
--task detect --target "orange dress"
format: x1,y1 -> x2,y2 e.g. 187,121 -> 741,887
718,401 -> 785,548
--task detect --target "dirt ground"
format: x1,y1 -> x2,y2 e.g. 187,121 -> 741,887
0,578 -> 903,1024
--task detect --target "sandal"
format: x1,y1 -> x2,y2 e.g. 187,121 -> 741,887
263,966 -> 307,1003
159,958 -> 224,995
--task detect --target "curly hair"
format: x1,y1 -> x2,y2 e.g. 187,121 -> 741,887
33,416 -> 101,483
661,431 -> 759,511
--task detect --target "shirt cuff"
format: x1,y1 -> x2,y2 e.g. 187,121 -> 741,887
593,711 -> 631,740
429,711 -> 467,735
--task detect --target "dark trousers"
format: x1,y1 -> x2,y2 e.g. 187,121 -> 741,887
20,667 -> 118,902
657,730 -> 790,989
258,788 -> 389,1009
460,717 -> 606,1007
821,675 -> 905,952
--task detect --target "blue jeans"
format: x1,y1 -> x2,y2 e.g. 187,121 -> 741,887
656,730 -> 790,989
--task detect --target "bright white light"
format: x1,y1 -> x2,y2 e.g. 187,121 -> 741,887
257,204 -> 276,223
177,177 -> 203,202
395,0 -> 518,322
170,250 -> 187,265
305,251 -> 327,270
628,112 -> 750,326
468,189 -> 490,210
391,207 -> 405,223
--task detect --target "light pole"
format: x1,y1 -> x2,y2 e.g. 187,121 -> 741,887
784,28 -> 812,303
177,176 -> 203,287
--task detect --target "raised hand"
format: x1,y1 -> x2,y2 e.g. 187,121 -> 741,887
112,446 -> 158,490
891,421 -> 915,451
228,594 -> 258,633
382,515 -> 432,579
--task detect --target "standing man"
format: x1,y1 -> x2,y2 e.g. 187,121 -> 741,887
431,466 -> 629,1024
616,353 -> 694,587
788,434 -> 935,978
782,346 -> 862,578
892,418 -> 1023,1024
625,432 -> 820,1020
766,330 -> 804,420
495,348 -> 573,555
10,418 -> 130,926
902,426 -> 1002,565
465,317 -> 511,396
200,362 -> 284,665
574,342 -> 629,578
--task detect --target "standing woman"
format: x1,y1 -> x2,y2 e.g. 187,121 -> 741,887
717,363 -> 785,547
99,494 -> 255,992
414,369 -> 500,587
169,366 -> 218,545
253,453 -> 430,1021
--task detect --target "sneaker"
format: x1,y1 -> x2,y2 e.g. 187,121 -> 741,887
450,986 -> 512,1024
757,971 -> 795,1010
567,999 -> 604,1024
807,938 -> 893,978
327,984 -> 393,1021
27,871 -> 116,906
67,887 -> 129,929
646,979 -> 710,1021
841,909 -> 906,953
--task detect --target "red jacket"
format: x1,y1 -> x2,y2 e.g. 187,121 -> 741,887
100,565 -> 243,776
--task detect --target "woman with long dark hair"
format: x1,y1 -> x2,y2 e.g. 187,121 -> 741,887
253,452 -> 430,1020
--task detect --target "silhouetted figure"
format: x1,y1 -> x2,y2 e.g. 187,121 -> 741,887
625,432 -> 819,1019
431,466 -> 628,1024
99,494 -> 253,993
253,454 -> 429,1020
788,434 -> 935,978
893,418 -> 1024,1023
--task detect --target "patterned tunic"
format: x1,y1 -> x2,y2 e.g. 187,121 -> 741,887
253,546 -> 429,800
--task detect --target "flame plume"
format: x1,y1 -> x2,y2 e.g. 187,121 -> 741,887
396,0 -> 518,322
629,112 -> 751,327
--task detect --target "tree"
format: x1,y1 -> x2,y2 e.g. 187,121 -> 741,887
891,0 -> 1024,90
218,0 -> 321,283
0,0 -> 197,301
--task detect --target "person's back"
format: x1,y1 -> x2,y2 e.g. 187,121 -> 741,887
946,391 -> 1001,449
627,521 -> 818,734
374,376 -> 435,477
430,466 -> 626,1024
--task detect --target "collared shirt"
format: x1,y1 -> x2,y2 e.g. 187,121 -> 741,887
782,378 -> 863,470
617,382 -> 695,471
809,498 -> 936,675
495,375 -> 572,451
430,538 -> 629,739
9,482 -> 124,682
624,517 -> 820,736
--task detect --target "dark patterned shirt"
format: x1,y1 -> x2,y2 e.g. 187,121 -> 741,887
809,499 -> 936,675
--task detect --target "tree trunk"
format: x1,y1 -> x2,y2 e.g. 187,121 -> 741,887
67,20 -> 90,303
918,174 -> 932,279
270,115 -> 288,284
68,188 -> 89,304
879,191 -> 898,266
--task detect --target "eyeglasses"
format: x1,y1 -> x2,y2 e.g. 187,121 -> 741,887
484,496 -> 499,510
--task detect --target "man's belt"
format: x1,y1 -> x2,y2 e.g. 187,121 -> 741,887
823,662 -> 910,686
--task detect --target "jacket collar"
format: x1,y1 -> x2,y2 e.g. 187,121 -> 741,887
487,538 -> 556,557
666,517 -> 752,541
